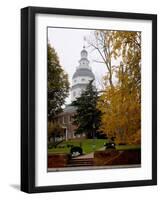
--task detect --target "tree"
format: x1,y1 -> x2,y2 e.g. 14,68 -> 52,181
113,31 -> 141,100
48,121 -> 64,146
48,43 -> 69,120
88,31 -> 141,90
71,81 -> 101,138
96,31 -> 141,144
87,31 -> 116,87
97,84 -> 141,144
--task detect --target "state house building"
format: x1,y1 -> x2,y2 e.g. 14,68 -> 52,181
54,47 -> 95,140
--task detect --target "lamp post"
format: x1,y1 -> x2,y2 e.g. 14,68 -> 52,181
92,122 -> 96,151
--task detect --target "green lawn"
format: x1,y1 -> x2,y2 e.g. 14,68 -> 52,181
48,139 -> 141,154
48,139 -> 107,154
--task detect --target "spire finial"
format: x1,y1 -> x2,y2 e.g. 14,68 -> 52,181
83,36 -> 86,49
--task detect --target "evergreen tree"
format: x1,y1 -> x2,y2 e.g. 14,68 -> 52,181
72,80 -> 101,138
48,43 -> 69,120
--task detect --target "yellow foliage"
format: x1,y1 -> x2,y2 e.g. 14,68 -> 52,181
127,129 -> 141,145
96,30 -> 141,145
97,84 -> 141,144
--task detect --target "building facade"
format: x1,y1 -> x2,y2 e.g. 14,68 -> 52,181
54,105 -> 76,140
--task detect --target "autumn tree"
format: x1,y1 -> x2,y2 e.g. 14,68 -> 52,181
71,81 -> 101,138
96,31 -> 141,144
97,84 -> 141,144
87,31 -> 116,87
48,43 -> 69,121
113,31 -> 141,98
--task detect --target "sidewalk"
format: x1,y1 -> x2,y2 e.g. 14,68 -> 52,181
73,147 -> 105,159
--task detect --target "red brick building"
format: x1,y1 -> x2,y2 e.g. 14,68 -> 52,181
54,105 -> 86,140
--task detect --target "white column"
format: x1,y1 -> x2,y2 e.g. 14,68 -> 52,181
65,128 -> 68,141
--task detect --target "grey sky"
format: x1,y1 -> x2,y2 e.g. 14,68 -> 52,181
48,27 -> 107,104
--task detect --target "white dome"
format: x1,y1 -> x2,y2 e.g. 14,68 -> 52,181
71,47 -> 95,102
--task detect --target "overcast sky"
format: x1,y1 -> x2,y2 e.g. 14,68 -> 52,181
48,27 -> 107,104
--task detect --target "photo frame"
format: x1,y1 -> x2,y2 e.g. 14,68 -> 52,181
21,6 -> 157,193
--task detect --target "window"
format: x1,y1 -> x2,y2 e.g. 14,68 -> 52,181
73,91 -> 76,97
79,90 -> 82,95
62,116 -> 65,124
69,115 -> 73,123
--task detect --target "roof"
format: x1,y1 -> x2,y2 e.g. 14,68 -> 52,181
71,83 -> 89,90
55,105 -> 76,117
63,105 -> 76,113
72,68 -> 95,79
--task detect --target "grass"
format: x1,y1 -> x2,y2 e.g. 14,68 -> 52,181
48,139 -> 141,154
48,139 -> 107,154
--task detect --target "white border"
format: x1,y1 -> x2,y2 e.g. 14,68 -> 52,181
35,14 -> 152,186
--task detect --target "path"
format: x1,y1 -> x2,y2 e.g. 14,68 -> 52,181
72,147 -> 105,159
